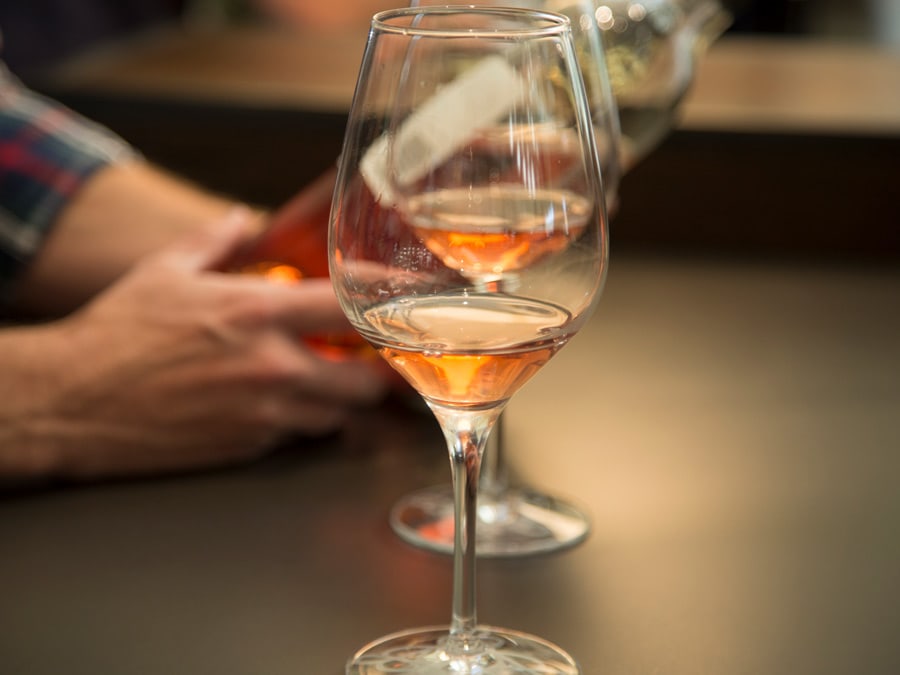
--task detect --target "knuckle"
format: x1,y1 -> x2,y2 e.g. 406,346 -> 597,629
247,336 -> 312,384
252,394 -> 346,436
220,294 -> 278,331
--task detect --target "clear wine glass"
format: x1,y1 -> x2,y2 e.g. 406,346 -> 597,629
389,0 -> 622,558
330,7 -> 608,674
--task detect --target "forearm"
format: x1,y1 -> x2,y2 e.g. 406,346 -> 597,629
8,160 -> 259,317
0,63 -> 260,317
0,322 -> 70,481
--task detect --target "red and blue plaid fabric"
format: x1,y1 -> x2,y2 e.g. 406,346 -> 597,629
0,63 -> 136,305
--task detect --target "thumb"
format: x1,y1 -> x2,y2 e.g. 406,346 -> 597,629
269,166 -> 337,231
155,207 -> 261,273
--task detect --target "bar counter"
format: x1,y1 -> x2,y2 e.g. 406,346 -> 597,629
2,254 -> 899,675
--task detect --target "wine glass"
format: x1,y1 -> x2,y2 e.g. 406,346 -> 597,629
330,7 -> 608,674
389,0 -> 622,558
391,0 -> 730,559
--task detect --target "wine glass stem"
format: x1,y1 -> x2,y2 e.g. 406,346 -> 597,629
431,404 -> 502,642
480,413 -> 510,496
451,432 -> 479,638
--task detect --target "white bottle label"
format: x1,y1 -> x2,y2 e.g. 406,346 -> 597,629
360,55 -> 522,204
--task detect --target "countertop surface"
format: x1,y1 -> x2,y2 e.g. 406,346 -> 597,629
2,254 -> 899,675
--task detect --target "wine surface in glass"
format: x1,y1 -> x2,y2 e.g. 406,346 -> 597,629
406,185 -> 590,281
358,183 -> 591,407
363,293 -> 573,408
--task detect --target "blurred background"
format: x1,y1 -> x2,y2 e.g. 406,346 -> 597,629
0,0 -> 897,262
0,9 -> 897,673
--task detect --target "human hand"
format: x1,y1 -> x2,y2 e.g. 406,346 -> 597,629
226,167 -> 335,278
0,210 -> 388,482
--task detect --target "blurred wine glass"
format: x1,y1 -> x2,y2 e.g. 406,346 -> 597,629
391,0 -> 730,559
390,0 -> 622,558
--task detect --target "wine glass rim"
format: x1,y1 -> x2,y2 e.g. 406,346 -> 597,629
372,5 -> 571,38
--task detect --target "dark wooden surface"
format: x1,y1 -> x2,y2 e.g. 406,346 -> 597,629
2,255 -> 899,675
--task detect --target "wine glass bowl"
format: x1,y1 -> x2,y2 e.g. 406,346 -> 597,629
331,7 -> 607,674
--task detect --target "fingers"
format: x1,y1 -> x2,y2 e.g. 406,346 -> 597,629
270,376 -> 388,439
152,207 -> 261,273
215,276 -> 359,337
132,222 -> 361,339
298,353 -> 388,406
272,279 -> 353,335
268,167 -> 338,230
250,328 -> 389,406
257,394 -> 352,438
231,169 -> 337,276
235,338 -> 388,440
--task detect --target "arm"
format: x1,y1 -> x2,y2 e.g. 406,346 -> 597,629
0,214 -> 386,484
10,161 -> 256,316
0,65 -> 389,485
0,63 -> 257,317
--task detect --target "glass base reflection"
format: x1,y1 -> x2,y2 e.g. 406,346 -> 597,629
389,483 -> 590,557
347,625 -> 580,675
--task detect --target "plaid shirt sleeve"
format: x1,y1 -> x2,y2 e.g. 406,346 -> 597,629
0,63 -> 139,304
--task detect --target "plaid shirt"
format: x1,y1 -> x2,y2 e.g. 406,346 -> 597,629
0,63 -> 136,304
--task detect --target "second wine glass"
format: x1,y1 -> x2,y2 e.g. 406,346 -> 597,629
393,0 -> 730,558
389,0 -> 621,557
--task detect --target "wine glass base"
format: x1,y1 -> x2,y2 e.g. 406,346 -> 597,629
346,625 -> 580,674
389,484 -> 590,557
